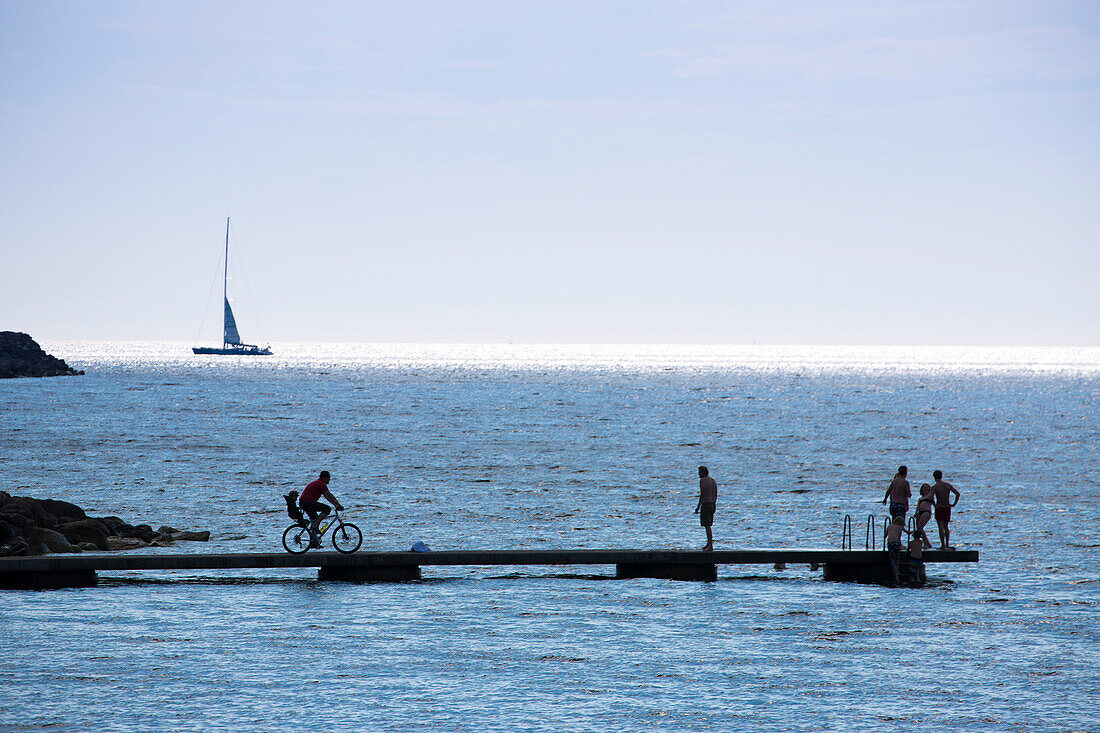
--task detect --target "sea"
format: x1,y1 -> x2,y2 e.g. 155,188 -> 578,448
2,342 -> 1098,733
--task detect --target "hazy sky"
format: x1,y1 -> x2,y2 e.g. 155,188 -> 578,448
2,1 -> 1098,344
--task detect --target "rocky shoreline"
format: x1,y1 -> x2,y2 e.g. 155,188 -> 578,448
0,492 -> 209,556
0,331 -> 84,379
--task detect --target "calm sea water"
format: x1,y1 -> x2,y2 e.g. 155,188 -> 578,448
2,343 -> 1098,732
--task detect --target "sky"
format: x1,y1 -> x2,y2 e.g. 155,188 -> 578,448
1,1 -> 1098,345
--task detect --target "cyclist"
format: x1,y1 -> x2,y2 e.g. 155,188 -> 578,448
299,470 -> 344,547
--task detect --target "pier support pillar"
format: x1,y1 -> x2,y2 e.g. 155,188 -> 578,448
616,563 -> 717,582
318,565 -> 421,582
0,569 -> 98,590
823,561 -> 892,585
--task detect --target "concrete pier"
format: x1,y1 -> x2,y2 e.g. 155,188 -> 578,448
0,568 -> 99,590
0,548 -> 978,589
318,564 -> 422,582
616,562 -> 717,581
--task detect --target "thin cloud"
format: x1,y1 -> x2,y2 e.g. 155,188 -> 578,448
132,82 -> 1076,138
665,26 -> 1100,86
438,61 -> 501,70
691,0 -> 984,36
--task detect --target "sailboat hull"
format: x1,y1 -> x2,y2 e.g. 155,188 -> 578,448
192,345 -> 272,356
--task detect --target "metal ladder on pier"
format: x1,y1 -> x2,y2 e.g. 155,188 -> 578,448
840,514 -> 886,550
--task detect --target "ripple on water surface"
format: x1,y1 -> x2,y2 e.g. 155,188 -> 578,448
1,343 -> 1098,732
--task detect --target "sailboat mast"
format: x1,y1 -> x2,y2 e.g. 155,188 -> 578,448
223,217 -> 230,305
223,217 -> 230,346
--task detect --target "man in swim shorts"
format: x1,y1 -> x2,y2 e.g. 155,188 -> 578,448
882,465 -> 911,521
884,515 -> 905,586
299,470 -> 344,547
931,469 -> 961,550
694,465 -> 718,551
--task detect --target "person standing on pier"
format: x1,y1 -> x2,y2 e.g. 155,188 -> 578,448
882,465 -> 911,520
914,484 -> 935,548
931,470 -> 961,550
694,466 -> 718,551
299,470 -> 344,548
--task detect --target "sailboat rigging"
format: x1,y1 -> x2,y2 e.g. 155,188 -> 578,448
192,218 -> 272,356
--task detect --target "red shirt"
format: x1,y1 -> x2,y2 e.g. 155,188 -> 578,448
300,479 -> 327,504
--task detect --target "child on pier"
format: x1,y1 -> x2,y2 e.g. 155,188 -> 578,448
906,530 -> 927,586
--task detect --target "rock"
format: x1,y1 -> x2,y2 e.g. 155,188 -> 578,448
1,497 -> 55,529
118,524 -> 157,543
27,527 -> 78,553
169,530 -> 210,542
96,516 -> 130,535
57,519 -> 110,550
39,499 -> 86,523
0,493 -> 209,555
106,537 -> 147,551
3,538 -> 30,556
0,332 -> 84,379
0,512 -> 33,538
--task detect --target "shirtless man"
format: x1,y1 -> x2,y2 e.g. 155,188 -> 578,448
913,483 -> 935,548
694,466 -> 718,551
931,469 -> 961,550
882,465 -> 911,521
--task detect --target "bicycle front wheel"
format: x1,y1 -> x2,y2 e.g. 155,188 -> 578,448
332,522 -> 363,554
282,524 -> 312,554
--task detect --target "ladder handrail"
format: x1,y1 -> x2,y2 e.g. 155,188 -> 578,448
865,514 -> 877,550
842,514 -> 852,550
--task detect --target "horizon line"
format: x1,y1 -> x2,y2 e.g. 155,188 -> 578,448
33,337 -> 1100,350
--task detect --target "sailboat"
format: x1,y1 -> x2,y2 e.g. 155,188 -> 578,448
192,218 -> 273,356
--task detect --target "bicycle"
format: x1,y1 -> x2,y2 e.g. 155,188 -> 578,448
281,494 -> 362,554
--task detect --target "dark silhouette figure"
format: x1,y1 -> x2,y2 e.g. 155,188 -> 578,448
882,465 -> 911,520
694,466 -> 717,551
931,469 -> 961,550
299,470 -> 344,547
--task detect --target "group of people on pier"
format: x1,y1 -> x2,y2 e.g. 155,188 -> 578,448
691,463 -> 962,587
883,465 -> 961,585
292,464 -> 960,586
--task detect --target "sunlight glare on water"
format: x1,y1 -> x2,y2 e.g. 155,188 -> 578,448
2,342 -> 1098,732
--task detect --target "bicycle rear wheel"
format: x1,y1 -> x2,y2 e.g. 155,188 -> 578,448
282,524 -> 312,554
332,522 -> 362,553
